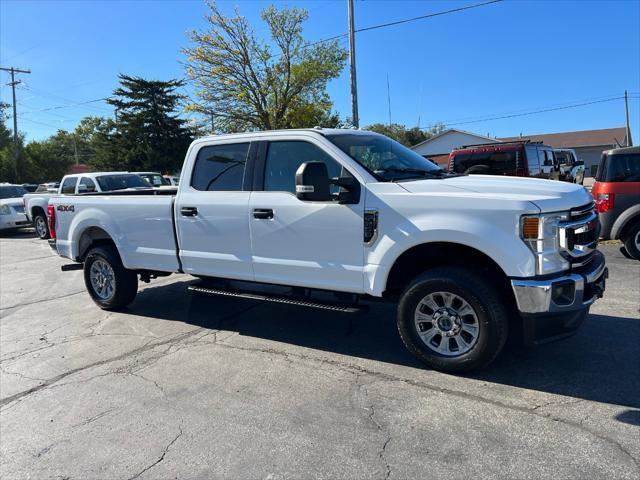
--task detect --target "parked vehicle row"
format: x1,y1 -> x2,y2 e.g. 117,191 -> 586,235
47,128 -> 607,373
448,140 -> 585,184
24,172 -> 170,239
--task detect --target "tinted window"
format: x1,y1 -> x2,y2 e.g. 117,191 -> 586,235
191,143 -> 249,191
597,153 -> 640,182
0,186 -> 27,199
95,174 -> 150,191
78,177 -> 96,193
525,145 -> 540,174
452,150 -> 518,174
61,177 -> 77,194
264,141 -> 341,193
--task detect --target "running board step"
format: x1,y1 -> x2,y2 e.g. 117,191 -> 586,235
187,285 -> 365,313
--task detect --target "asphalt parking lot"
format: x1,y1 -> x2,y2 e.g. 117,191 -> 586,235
1,231 -> 638,479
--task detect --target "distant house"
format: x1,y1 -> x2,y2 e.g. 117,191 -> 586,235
411,129 -> 499,167
498,127 -> 632,176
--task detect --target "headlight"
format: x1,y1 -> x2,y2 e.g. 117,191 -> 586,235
521,211 -> 570,275
0,205 -> 11,215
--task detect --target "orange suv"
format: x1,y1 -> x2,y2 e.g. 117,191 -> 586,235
592,146 -> 640,260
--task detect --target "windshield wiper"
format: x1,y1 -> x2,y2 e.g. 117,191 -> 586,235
375,167 -> 447,180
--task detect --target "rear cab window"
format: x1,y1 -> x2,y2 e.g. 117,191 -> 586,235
78,177 -> 97,193
191,143 -> 249,191
60,177 -> 78,194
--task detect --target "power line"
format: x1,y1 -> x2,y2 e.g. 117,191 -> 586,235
19,97 -> 111,114
435,96 -> 626,128
304,0 -> 503,49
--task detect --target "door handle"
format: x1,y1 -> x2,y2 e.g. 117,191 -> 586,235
180,206 -> 198,217
253,208 -> 274,220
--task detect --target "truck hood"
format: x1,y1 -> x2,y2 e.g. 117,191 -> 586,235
399,175 -> 593,212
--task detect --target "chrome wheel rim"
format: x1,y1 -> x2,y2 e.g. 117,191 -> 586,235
414,291 -> 480,356
90,259 -> 115,300
35,216 -> 47,237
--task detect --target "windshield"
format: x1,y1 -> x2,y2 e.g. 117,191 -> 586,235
555,151 -> 575,166
325,133 -> 443,181
96,174 -> 151,191
0,186 -> 28,199
139,174 -> 170,186
597,153 -> 640,182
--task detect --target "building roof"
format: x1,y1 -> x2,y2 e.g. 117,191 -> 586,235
498,127 -> 631,149
410,128 -> 498,150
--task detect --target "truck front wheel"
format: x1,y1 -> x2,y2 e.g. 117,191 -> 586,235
84,245 -> 138,310
397,267 -> 508,373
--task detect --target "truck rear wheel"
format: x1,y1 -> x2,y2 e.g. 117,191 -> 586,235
84,245 -> 138,310
396,267 -> 508,373
34,212 -> 50,239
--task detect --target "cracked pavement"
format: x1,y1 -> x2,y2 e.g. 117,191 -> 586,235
1,231 -> 639,479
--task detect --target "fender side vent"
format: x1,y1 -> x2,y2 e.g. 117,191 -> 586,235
364,209 -> 379,244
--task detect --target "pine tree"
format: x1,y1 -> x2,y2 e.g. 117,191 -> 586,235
103,75 -> 193,173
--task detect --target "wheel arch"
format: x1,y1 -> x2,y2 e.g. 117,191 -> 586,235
77,226 -> 117,262
611,205 -> 640,240
383,242 -> 513,301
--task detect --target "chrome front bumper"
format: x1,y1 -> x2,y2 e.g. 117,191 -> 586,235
511,250 -> 607,314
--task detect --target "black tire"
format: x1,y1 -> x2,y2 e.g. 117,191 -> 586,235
34,212 -> 50,239
396,267 -> 509,373
621,221 -> 640,261
83,245 -> 138,310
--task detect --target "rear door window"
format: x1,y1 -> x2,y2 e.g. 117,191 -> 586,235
598,154 -> 640,182
61,177 -> 77,194
191,143 -> 249,191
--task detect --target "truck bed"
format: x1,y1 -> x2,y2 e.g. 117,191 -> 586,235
52,192 -> 180,273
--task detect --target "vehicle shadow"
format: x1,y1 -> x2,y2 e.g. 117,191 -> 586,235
0,228 -> 36,238
129,280 -> 640,409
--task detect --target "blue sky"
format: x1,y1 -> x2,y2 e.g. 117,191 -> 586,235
1,0 -> 639,142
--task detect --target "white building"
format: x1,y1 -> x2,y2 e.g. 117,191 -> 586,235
411,129 -> 499,166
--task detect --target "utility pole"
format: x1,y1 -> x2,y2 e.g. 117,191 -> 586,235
0,66 -> 31,183
210,112 -> 215,134
347,0 -> 359,129
624,90 -> 631,147
386,73 -> 392,125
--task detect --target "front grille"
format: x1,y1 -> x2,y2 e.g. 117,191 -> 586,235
559,203 -> 599,264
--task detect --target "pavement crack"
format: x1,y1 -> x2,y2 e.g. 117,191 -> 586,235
0,303 -> 262,410
0,290 -> 86,313
127,421 -> 183,480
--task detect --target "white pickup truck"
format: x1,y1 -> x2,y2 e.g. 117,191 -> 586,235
25,172 -> 153,239
48,129 -> 607,372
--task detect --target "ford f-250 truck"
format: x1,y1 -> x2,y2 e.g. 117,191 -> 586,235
48,129 -> 607,372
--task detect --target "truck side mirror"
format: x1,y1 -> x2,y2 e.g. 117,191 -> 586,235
77,184 -> 87,193
295,161 -> 331,202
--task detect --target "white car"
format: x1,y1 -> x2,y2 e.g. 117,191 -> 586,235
0,184 -> 30,232
24,172 -> 152,239
48,129 -> 607,373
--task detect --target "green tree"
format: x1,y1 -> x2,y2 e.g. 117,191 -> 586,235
184,2 -> 348,132
365,122 -> 446,147
99,75 -> 193,172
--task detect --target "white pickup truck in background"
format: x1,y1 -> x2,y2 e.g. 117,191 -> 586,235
24,172 -> 154,239
48,129 -> 607,372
